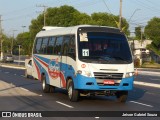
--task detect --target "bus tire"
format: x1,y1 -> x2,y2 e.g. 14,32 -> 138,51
49,85 -> 55,93
116,91 -> 128,103
42,75 -> 50,93
67,79 -> 79,102
25,70 -> 29,78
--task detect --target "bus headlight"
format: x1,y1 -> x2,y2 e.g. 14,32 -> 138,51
77,70 -> 91,77
125,72 -> 134,78
84,71 -> 91,77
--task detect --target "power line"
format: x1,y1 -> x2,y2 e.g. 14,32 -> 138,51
102,0 -> 119,28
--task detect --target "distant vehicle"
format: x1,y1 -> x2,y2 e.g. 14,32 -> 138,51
2,55 -> 14,63
25,59 -> 32,78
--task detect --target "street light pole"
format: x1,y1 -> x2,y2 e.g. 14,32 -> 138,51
18,45 -> 21,66
119,0 -> 122,30
22,26 -> 26,33
0,15 -> 3,60
11,30 -> 17,55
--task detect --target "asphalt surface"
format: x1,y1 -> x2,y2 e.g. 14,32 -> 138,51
0,65 -> 159,120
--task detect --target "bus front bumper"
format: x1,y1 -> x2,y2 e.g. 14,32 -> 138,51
74,75 -> 134,91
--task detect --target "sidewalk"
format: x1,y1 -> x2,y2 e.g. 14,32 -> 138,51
136,68 -> 160,72
0,63 -> 25,69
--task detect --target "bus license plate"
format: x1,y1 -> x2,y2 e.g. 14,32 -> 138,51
103,80 -> 115,85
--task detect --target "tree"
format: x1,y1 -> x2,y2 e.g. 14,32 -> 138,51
20,5 -> 130,55
135,26 -> 145,40
145,17 -> 160,55
29,5 -> 130,40
135,26 -> 141,40
29,5 -> 91,40
2,34 -> 12,54
90,12 -> 130,35
16,32 -> 32,55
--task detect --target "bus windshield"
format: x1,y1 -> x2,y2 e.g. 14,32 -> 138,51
78,32 -> 132,64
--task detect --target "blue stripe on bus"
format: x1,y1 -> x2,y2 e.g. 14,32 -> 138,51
34,57 -> 50,84
34,54 -> 50,64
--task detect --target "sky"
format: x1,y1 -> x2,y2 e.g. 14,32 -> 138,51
0,0 -> 160,37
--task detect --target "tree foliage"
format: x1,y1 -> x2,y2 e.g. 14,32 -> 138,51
2,5 -> 130,55
135,26 -> 141,40
16,32 -> 32,55
90,12 -> 129,35
135,26 -> 145,40
145,17 -> 160,55
1,34 -> 12,54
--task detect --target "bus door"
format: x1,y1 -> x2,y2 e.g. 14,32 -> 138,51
48,36 -> 63,88
61,35 -> 75,89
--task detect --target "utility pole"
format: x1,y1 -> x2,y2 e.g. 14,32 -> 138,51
11,30 -> 17,55
140,26 -> 143,46
36,5 -> 48,27
18,45 -> 21,66
0,15 -> 3,60
119,0 -> 122,31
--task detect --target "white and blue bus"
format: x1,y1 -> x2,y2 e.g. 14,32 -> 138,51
32,25 -> 134,102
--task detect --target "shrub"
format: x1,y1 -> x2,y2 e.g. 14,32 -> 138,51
134,58 -> 140,67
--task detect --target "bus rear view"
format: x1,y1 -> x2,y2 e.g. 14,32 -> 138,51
72,26 -> 134,102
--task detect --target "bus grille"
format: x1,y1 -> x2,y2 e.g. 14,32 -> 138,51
93,72 -> 123,86
93,72 -> 123,80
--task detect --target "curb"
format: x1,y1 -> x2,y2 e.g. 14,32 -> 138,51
0,64 -> 25,70
134,81 -> 160,88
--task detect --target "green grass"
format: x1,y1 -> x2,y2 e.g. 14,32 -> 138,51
141,62 -> 160,69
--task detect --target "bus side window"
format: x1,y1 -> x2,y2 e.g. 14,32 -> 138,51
62,36 -> 70,56
47,37 -> 56,54
54,36 -> 63,55
40,37 -> 49,54
34,38 -> 42,54
68,35 -> 76,60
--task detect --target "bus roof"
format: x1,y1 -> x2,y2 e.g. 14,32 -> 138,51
36,25 -> 121,37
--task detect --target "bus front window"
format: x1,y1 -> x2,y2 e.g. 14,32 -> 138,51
78,32 -> 132,64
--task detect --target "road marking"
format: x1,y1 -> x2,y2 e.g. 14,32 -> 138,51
130,101 -> 153,107
95,117 -> 100,119
5,72 -> 9,74
20,87 -> 29,92
150,78 -> 160,81
56,101 -> 74,108
134,81 -> 160,88
1,65 -> 25,69
139,71 -> 160,76
21,75 -> 25,77
39,94 -> 42,96
14,74 -> 17,75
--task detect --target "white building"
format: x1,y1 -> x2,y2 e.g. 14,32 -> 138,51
129,40 -> 152,64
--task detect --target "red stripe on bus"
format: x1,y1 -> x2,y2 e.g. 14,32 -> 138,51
60,72 -> 66,88
34,56 -> 48,68
33,60 -> 41,80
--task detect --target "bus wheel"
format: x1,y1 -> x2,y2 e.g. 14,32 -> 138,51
25,70 -> 29,78
116,91 -> 128,103
42,75 -> 50,93
49,85 -> 55,93
67,79 -> 79,102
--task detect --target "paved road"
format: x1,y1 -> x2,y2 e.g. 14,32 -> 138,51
135,69 -> 160,85
0,66 -> 159,120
